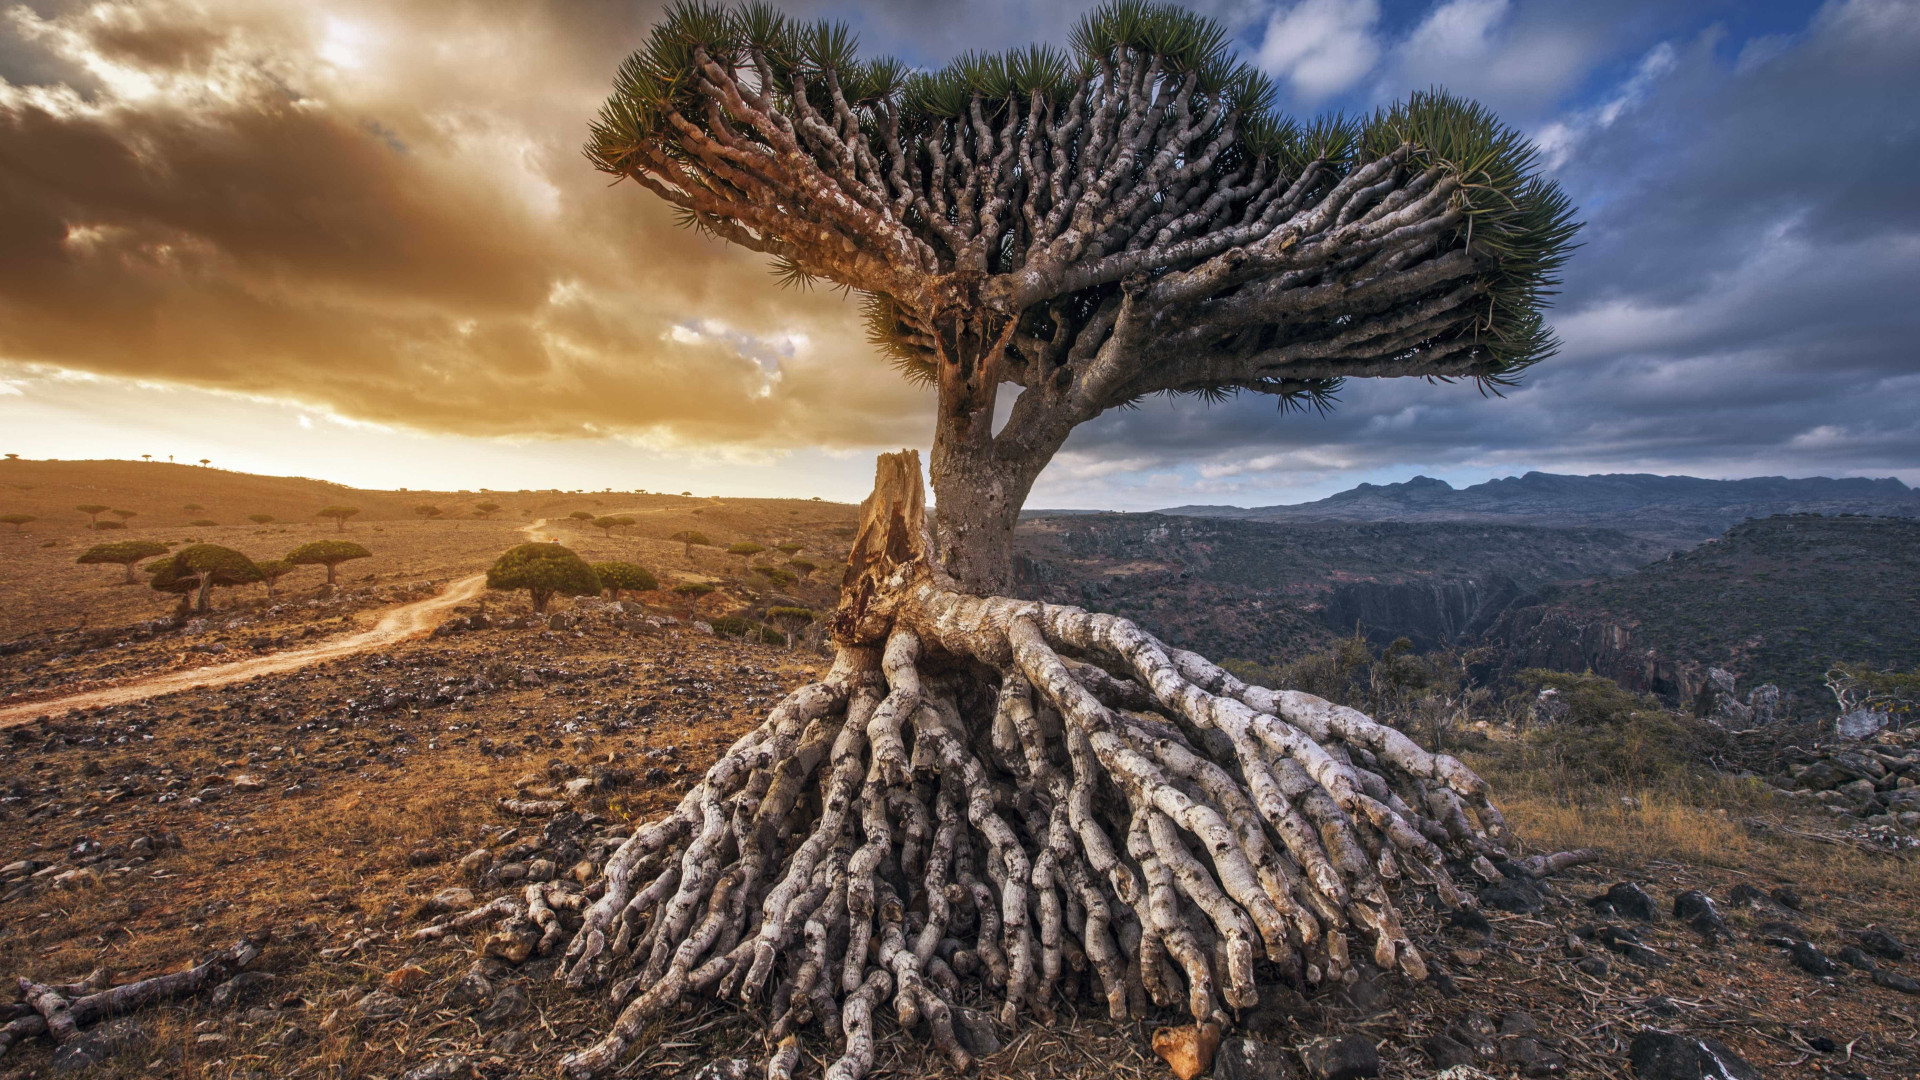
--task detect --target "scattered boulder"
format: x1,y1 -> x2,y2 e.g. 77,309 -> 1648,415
1589,882 -> 1660,921
441,962 -> 493,1010
429,887 -> 475,913
1672,891 -> 1730,944
1784,940 -> 1841,979
479,918 -> 540,964
208,971 -> 279,1010
49,1017 -> 148,1075
951,1006 -> 1001,1056
1628,1031 -> 1761,1080
1298,1035 -> 1380,1080
1421,1033 -> 1476,1069
1858,927 -> 1907,960
1213,1035 -> 1294,1080
1834,945 -> 1877,971
385,965 -> 432,993
1151,1022 -> 1221,1080
1873,969 -> 1920,994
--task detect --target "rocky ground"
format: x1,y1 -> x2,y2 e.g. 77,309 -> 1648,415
2,599 -> 1916,1080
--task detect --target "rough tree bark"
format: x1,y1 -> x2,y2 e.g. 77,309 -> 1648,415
548,451 -> 1513,1080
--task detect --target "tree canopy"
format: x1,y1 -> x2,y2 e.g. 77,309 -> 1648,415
256,558 -> 296,598
593,560 -> 660,598
248,514 -> 275,525
286,539 -> 373,585
76,503 -> 108,527
77,539 -> 170,583
671,529 -> 713,557
0,514 -> 34,531
488,542 -> 602,613
317,505 -> 359,531
415,504 -> 444,520
148,543 -> 262,613
589,0 -> 1578,590
474,501 -> 502,519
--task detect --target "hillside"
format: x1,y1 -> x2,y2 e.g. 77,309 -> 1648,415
1012,513 -> 1661,661
1163,471 -> 1920,544
0,458 -> 861,640
1484,514 -> 1920,710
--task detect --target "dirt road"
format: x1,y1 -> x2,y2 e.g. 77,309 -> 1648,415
0,520 -> 545,727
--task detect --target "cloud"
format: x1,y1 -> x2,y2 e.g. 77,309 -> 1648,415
0,0 -> 929,452
1255,0 -> 1382,99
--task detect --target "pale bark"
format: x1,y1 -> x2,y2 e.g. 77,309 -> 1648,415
540,453 -> 1536,1079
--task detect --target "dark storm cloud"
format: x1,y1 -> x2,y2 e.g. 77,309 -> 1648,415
0,0 -> 928,450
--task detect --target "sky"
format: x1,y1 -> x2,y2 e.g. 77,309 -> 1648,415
0,0 -> 1915,508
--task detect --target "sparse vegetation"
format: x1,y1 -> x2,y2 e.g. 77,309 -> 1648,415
76,539 -> 170,584
286,539 -> 373,586
670,530 -> 712,558
110,509 -> 136,524
753,565 -> 796,588
414,504 -> 444,521
0,513 -> 34,532
256,557 -> 296,599
316,505 -> 359,531
248,514 -> 275,526
725,541 -> 764,570
591,560 -> 658,600
147,543 -> 262,614
765,605 -> 814,648
188,518 -> 218,527
75,503 -> 108,528
474,501 -> 501,519
787,557 -> 818,580
591,515 -> 624,537
485,542 -> 600,613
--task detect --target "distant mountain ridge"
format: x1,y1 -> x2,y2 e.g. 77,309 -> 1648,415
1161,471 -> 1920,543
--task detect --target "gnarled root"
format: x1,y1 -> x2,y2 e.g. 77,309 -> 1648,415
550,589 -> 1510,1079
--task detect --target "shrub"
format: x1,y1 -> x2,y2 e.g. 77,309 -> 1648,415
774,542 -> 804,555
727,542 -> 766,570
593,560 -> 659,600
93,519 -> 127,531
77,539 -> 170,583
486,543 -> 600,613
755,566 -> 797,588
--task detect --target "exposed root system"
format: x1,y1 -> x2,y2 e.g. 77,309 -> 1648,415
537,453 -> 1514,1079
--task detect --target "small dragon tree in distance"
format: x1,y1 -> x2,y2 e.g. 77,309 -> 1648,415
593,560 -> 659,600
148,544 -> 262,615
285,540 -> 372,587
487,543 -> 601,613
77,539 -> 170,584
316,505 -> 359,532
537,3 -> 1580,1077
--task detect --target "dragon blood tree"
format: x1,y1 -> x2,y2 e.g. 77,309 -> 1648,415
548,3 -> 1579,1077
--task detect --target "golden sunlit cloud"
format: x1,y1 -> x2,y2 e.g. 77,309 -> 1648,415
0,0 -> 930,452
